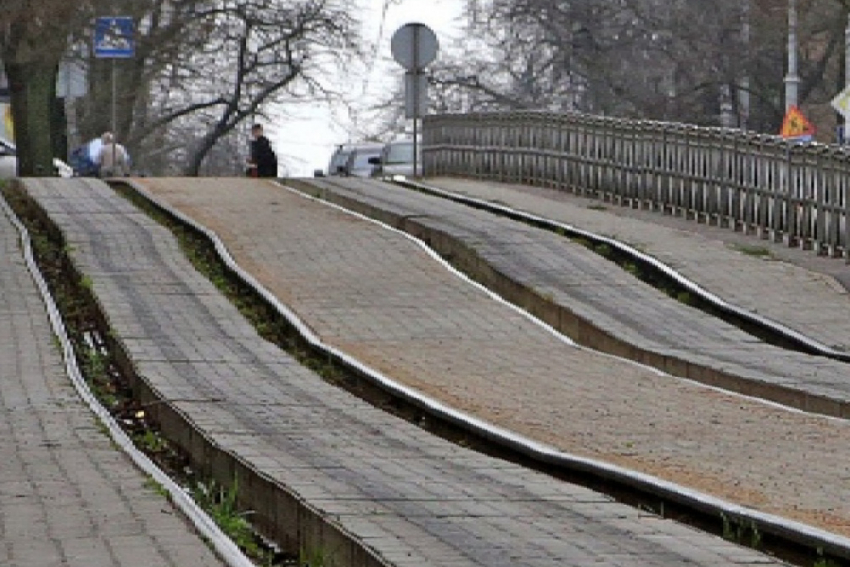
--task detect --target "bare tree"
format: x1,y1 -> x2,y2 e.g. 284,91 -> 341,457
0,0 -> 89,175
431,0 -> 850,135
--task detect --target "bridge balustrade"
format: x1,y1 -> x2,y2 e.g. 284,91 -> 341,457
423,111 -> 850,259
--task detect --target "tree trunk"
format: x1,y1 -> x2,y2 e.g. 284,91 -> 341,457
184,108 -> 244,176
185,128 -> 227,177
5,58 -> 59,176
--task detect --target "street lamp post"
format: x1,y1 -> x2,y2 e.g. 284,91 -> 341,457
845,11 -> 850,142
784,0 -> 800,110
739,0 -> 750,129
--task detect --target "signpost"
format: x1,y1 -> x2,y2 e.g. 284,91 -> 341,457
94,16 -> 134,169
94,17 -> 135,59
831,85 -> 850,144
391,23 -> 439,178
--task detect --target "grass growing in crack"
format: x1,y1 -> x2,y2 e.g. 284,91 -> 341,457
299,545 -> 335,567
622,261 -> 641,277
135,428 -> 168,453
80,347 -> 120,409
676,291 -> 693,305
144,476 -> 169,498
720,513 -> 762,549
191,478 -> 275,563
730,243 -> 774,259
813,548 -> 842,567
594,242 -> 613,258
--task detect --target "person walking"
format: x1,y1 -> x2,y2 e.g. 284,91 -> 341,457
246,123 -> 278,178
97,132 -> 130,177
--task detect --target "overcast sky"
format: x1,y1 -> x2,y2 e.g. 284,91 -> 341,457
269,0 -> 463,176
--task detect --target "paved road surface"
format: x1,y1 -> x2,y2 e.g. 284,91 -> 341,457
17,177 -> 795,566
0,190 -> 225,567
135,177 -> 850,539
292,176 -> 850,417
425,177 -> 850,352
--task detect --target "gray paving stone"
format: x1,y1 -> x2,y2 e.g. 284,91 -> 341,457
305,176 -> 850,406
132,177 -> 850,542
0,193 -> 224,567
18,178 -> 799,566
427,176 -> 850,352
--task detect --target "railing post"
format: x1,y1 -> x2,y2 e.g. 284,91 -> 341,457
420,109 -> 849,262
836,147 -> 850,259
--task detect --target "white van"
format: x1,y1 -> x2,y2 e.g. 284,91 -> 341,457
369,140 -> 421,179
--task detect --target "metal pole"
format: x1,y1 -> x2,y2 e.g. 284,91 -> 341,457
111,58 -> 117,172
412,26 -> 420,179
784,0 -> 800,110
720,84 -> 735,128
739,0 -> 751,129
844,11 -> 850,142
63,60 -> 74,157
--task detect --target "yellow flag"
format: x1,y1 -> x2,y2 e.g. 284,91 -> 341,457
1,104 -> 13,141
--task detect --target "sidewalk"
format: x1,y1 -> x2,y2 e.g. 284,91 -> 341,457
14,177 -> 793,566
290,176 -> 850,416
425,177 -> 850,353
0,196 -> 224,567
137,177 -> 850,539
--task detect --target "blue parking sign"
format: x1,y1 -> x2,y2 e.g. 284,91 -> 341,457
94,17 -> 135,58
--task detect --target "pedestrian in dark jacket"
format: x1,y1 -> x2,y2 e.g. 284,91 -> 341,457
247,123 -> 278,178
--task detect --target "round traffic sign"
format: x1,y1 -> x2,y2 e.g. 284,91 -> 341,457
391,23 -> 439,71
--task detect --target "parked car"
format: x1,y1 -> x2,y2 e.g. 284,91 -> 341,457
326,144 -> 351,176
369,140 -> 421,179
0,137 -> 74,179
341,144 -> 383,177
327,143 -> 371,176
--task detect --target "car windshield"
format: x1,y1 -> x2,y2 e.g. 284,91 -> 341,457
329,150 -> 351,170
352,151 -> 380,169
385,143 -> 414,164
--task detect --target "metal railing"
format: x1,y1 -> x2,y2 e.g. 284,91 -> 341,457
423,111 -> 850,259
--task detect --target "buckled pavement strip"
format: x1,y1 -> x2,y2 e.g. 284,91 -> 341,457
12,175 -> 805,565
